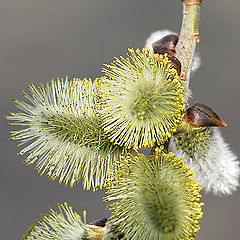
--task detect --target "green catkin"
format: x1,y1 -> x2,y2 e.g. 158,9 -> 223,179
105,149 -> 203,240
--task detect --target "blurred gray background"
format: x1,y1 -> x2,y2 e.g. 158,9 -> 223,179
1,0 -> 239,239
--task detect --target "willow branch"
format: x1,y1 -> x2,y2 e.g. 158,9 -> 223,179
149,0 -> 202,156
176,0 -> 202,89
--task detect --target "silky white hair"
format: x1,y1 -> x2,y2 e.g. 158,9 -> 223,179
169,128 -> 240,195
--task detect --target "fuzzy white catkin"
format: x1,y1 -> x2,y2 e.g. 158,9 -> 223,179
145,30 -> 201,73
169,128 -> 240,195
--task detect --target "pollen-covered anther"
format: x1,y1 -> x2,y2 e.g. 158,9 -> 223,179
105,152 -> 203,240
96,49 -> 185,149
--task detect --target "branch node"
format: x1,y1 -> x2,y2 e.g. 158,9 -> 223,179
185,0 -> 202,5
193,33 -> 200,42
180,73 -> 187,80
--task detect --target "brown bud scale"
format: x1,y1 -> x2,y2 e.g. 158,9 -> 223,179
183,103 -> 227,127
152,34 -> 182,75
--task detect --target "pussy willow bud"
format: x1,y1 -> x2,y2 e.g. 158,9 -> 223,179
170,103 -> 238,195
169,126 -> 239,195
105,150 -> 203,240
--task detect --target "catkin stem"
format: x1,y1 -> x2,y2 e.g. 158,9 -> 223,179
176,0 -> 202,88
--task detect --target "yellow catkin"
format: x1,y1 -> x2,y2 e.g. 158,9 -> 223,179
96,49 -> 185,150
